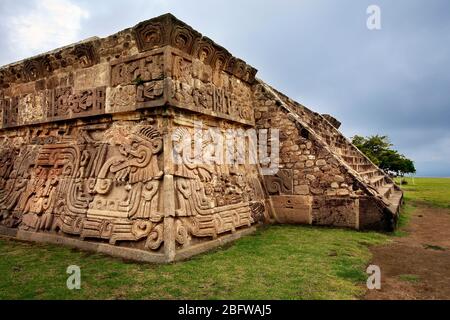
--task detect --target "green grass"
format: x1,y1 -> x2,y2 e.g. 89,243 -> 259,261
398,274 -> 420,283
392,201 -> 415,237
2,177 -> 447,300
0,226 -> 389,300
396,177 -> 450,209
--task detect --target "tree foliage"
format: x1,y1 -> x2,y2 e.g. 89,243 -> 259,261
351,135 -> 416,177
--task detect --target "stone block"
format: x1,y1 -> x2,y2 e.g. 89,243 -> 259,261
295,184 -> 310,195
271,195 -> 312,224
106,85 -> 137,113
74,63 -> 111,91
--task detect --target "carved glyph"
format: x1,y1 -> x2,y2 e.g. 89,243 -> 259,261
264,169 -> 294,195
106,85 -> 136,113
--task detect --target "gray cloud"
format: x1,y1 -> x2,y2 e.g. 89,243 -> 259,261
1,0 -> 449,176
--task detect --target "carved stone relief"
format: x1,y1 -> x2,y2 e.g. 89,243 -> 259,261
133,14 -> 257,84
18,93 -> 45,124
111,52 -> 164,87
0,85 -> 106,128
264,169 -> 294,195
168,51 -> 254,124
72,43 -> 99,69
47,86 -> 106,120
271,195 -> 312,224
136,81 -> 164,104
106,85 -> 136,113
0,41 -> 99,86
0,13 -> 399,263
171,124 -> 265,246
0,121 -> 165,251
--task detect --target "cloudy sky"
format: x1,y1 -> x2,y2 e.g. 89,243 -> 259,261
0,0 -> 449,177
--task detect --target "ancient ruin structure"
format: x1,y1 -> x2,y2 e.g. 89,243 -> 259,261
0,14 -> 402,262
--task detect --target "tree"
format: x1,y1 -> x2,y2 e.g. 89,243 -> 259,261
351,135 -> 416,179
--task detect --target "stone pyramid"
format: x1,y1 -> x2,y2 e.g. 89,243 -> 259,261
0,14 -> 403,262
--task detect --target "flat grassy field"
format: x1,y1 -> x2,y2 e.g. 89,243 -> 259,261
396,177 -> 450,209
0,226 -> 388,300
1,177 -> 446,300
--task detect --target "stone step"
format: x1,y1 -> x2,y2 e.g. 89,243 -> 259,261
359,169 -> 379,179
387,188 -> 403,216
342,155 -> 367,163
370,175 -> 385,186
351,163 -> 374,171
378,183 -> 394,199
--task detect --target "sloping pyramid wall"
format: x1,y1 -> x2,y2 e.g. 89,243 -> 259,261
254,82 -> 403,230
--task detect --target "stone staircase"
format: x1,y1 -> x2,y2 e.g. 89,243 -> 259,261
263,84 -> 403,218
313,123 -> 402,215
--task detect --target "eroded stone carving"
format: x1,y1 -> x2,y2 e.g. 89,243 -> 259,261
137,81 -> 164,104
0,13 -> 401,263
106,85 -> 136,113
169,51 -> 254,123
264,169 -> 294,195
133,14 -> 256,84
47,86 -> 106,119
171,124 -> 265,244
23,57 -> 52,82
73,43 -> 99,69
111,52 -> 164,86
0,96 -> 14,127
0,122 -> 165,250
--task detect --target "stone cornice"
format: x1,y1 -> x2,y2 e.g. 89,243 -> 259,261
0,13 -> 257,88
0,38 -> 102,89
133,14 -> 257,84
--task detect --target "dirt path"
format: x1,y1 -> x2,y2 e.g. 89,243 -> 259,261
365,204 -> 450,300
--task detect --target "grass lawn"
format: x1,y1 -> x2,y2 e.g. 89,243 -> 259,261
0,226 -> 388,300
398,274 -> 421,284
396,177 -> 450,209
2,177 -> 447,300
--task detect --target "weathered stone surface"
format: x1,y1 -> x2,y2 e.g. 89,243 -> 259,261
331,182 -> 340,189
253,76 -> 402,232
106,85 -> 136,113
74,63 -> 110,91
337,189 -> 350,196
271,196 -> 312,224
295,185 -> 310,195
305,160 -> 314,168
322,114 -> 341,129
0,13 -> 402,262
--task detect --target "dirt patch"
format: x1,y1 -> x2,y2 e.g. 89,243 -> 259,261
365,205 -> 450,300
